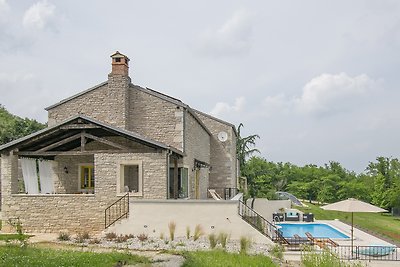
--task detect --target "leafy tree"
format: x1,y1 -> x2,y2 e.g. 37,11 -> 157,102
0,104 -> 46,145
236,123 -> 260,176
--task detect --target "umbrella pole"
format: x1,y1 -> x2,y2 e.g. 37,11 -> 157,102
351,212 -> 354,258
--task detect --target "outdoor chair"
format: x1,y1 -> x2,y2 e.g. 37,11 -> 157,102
208,189 -> 223,200
305,232 -> 338,248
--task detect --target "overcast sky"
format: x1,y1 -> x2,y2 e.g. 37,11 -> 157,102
1,0 -> 399,173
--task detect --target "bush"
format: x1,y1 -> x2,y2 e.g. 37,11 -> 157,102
270,244 -> 284,261
218,232 -> 229,249
115,235 -> 129,243
105,232 -> 117,241
57,232 -> 71,241
75,233 -> 89,243
186,226 -> 190,239
193,224 -> 204,241
302,247 -> 364,267
239,236 -> 252,254
208,233 -> 218,249
137,233 -> 148,242
168,221 -> 176,241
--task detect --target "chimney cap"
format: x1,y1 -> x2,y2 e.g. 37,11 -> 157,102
110,51 -> 130,61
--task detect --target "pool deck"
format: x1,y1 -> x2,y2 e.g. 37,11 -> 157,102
283,220 -> 399,266
318,220 -> 395,247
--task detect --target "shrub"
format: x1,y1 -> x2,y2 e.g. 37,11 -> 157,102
218,232 -> 229,249
137,233 -> 148,242
208,233 -> 218,249
168,221 -> 176,241
115,235 -> 129,243
193,224 -> 204,241
240,236 -> 252,254
81,232 -> 90,240
270,244 -> 284,261
105,232 -> 117,241
126,234 -> 135,239
160,232 -> 165,240
186,226 -> 190,239
57,232 -> 71,241
89,238 -> 101,244
301,247 -> 364,267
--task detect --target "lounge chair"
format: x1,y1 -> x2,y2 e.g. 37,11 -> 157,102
208,189 -> 223,200
305,232 -> 338,248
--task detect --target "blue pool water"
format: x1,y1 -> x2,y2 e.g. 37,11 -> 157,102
277,223 -> 350,239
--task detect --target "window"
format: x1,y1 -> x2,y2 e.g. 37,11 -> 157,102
118,161 -> 142,196
80,165 -> 94,190
169,167 -> 188,198
115,57 -> 121,62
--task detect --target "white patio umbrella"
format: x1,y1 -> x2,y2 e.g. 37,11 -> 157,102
321,198 -> 387,253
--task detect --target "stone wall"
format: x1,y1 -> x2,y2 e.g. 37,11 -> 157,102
127,86 -> 184,151
47,75 -> 130,129
194,111 -> 237,189
183,111 -> 210,199
95,152 -> 168,199
0,150 -> 169,233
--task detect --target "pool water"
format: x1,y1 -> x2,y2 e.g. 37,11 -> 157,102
277,223 -> 350,239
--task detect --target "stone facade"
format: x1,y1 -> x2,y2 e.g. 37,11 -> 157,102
47,75 -> 130,129
0,150 -> 168,233
127,86 -> 184,151
194,111 -> 237,189
0,52 -> 238,233
183,111 -> 211,199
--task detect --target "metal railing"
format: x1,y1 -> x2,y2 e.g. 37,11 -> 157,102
104,193 -> 129,229
238,200 -> 279,241
208,187 -> 238,200
329,245 -> 399,261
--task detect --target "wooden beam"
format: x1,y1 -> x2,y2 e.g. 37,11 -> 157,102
83,133 -> 126,150
60,124 -> 101,130
17,150 -> 132,156
37,133 -> 82,152
81,132 -> 86,152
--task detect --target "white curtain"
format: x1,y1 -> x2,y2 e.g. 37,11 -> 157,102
21,158 -> 39,194
38,160 -> 55,194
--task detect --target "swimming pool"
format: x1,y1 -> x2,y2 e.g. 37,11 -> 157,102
277,223 -> 350,239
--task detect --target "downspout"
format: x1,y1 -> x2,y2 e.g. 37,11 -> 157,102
166,150 -> 172,199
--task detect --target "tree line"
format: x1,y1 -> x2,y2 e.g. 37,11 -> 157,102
0,104 -> 46,145
236,124 -> 400,211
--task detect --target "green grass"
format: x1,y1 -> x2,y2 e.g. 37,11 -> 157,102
298,203 -> 400,244
181,250 -> 277,267
0,245 -> 149,267
0,234 -> 32,241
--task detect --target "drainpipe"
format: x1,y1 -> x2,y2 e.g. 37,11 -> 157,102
166,150 -> 172,199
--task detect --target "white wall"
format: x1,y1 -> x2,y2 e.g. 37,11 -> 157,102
106,200 -> 273,244
246,198 -> 291,221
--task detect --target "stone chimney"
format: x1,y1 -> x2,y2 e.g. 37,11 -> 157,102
110,51 -> 130,76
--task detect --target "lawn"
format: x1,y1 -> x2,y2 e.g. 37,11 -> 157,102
0,234 -> 32,241
181,250 -> 277,267
0,245 -> 150,267
298,203 -> 400,245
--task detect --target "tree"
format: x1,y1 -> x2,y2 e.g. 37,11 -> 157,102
0,104 -> 46,145
236,123 -> 260,175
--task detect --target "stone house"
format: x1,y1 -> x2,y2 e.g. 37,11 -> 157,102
0,52 -> 238,233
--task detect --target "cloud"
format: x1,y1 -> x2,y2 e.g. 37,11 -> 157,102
295,73 -> 380,116
195,9 -> 252,57
0,72 -> 35,83
22,0 -> 56,30
262,94 -> 291,117
0,0 -> 10,24
210,97 -> 245,117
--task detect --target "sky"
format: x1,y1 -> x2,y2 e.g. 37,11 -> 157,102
0,0 -> 399,173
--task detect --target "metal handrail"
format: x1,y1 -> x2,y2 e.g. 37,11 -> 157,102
104,193 -> 129,229
238,200 -> 280,242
